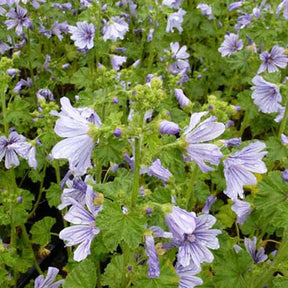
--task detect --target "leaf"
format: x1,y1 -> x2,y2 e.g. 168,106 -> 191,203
97,201 -> 146,251
30,217 -> 56,245
63,258 -> 97,288
273,276 -> 288,287
45,182 -> 62,208
216,203 -> 235,228
70,67 -> 94,89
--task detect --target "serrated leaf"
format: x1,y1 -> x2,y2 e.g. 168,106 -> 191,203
102,254 -> 124,288
273,276 -> 288,287
63,258 -> 97,288
45,182 -> 62,208
30,217 -> 56,245
216,203 -> 235,228
97,201 -> 146,251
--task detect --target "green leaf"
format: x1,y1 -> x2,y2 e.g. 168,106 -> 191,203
273,276 -> 288,287
216,203 -> 235,229
63,258 -> 97,288
45,182 -> 62,208
97,201 -> 146,251
30,217 -> 56,245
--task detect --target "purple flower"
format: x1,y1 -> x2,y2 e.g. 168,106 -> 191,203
111,55 -> 127,70
176,263 -> 203,288
202,195 -> 217,214
114,128 -> 122,137
251,75 -> 282,113
162,0 -> 184,9
159,120 -> 180,135
14,77 -> 33,93
231,199 -> 252,225
0,131 -> 36,169
281,133 -> 288,145
69,21 -> 95,50
183,112 -> 225,172
0,41 -> 10,54
103,16 -> 129,42
228,1 -> 244,11
223,141 -> 267,200
218,33 -> 243,57
258,45 -> 288,74
5,5 -> 32,36
169,42 -> 190,75
147,159 -> 172,182
235,13 -> 253,31
165,206 -> 221,267
281,169 -> 288,182
244,237 -> 268,264
174,88 -> 191,107
52,21 -> 69,41
59,188 -> 101,262
145,235 -> 160,278
37,89 -> 54,101
51,97 -> 102,176
34,267 -> 64,288
276,0 -> 288,19
197,4 -> 213,20
221,137 -> 242,147
166,9 -> 186,34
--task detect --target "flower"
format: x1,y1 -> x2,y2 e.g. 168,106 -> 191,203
169,42 -> 190,75
223,141 -> 267,200
52,21 -> 69,41
183,112 -> 225,172
176,263 -> 203,288
147,159 -> 172,182
218,33 -> 243,57
231,199 -> 252,225
159,120 -> 181,135
276,0 -> 288,19
0,131 -> 37,169
162,0 -> 184,9
111,55 -> 127,70
174,88 -> 191,107
281,133 -> 288,145
165,206 -> 221,267
251,75 -> 282,113
202,195 -> 217,214
5,5 -> 32,36
145,235 -> 160,278
244,237 -> 268,264
228,1 -> 244,11
281,169 -> 288,182
103,16 -> 129,42
197,4 -> 213,20
166,9 -> 186,34
258,45 -> 288,74
59,187 -> 101,261
51,97 -> 102,176
68,21 -> 95,50
14,78 -> 33,93
34,267 -> 64,288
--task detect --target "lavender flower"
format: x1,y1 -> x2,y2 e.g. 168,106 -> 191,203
244,237 -> 268,264
0,41 -> 10,54
228,1 -> 244,11
182,112 -> 225,172
14,77 -> 33,93
51,97 -> 102,176
5,5 -> 32,36
202,195 -> 217,214
59,187 -> 101,261
231,199 -> 252,225
0,131 -> 36,169
174,88 -> 191,107
147,159 -> 172,182
176,263 -> 203,288
221,137 -> 242,147
162,0 -> 184,9
111,55 -> 127,70
281,133 -> 288,145
281,169 -> 288,182
165,206 -> 221,267
69,21 -> 95,50
251,75 -> 282,113
145,235 -> 160,278
276,0 -> 288,19
197,4 -> 213,20
218,33 -> 243,57
169,42 -> 190,75
159,120 -> 180,135
223,141 -> 267,200
52,21 -> 69,41
258,45 -> 288,74
37,89 -> 54,101
166,9 -> 186,34
103,16 -> 129,42
34,267 -> 64,288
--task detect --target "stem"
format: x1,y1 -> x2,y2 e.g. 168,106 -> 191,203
131,137 -> 141,208
27,29 -> 36,102
239,111 -> 249,138
1,83 -> 8,136
96,260 -> 101,288
186,163 -> 198,211
28,165 -> 46,219
96,161 -> 102,184
20,224 -> 43,275
278,98 -> 288,138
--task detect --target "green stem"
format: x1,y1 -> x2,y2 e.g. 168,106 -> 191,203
131,137 -> 141,208
239,111 -> 249,138
20,224 -> 42,275
96,260 -> 101,288
186,164 -> 198,211
96,161 -> 102,184
27,29 -> 36,102
278,98 -> 288,138
1,84 -> 8,136
28,165 -> 46,219
120,243 -> 130,288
